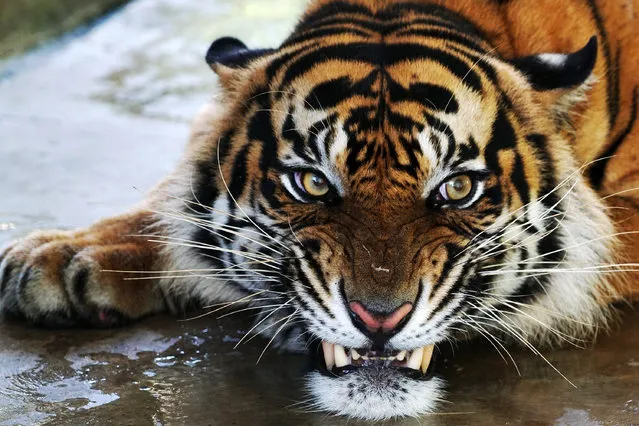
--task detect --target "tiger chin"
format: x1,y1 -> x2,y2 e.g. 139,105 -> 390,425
1,0 -> 638,421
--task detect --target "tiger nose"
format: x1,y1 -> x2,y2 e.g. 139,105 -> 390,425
349,301 -> 414,333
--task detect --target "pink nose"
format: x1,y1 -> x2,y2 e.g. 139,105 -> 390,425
349,301 -> 413,333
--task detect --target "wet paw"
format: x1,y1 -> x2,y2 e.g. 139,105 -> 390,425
0,230 -> 160,328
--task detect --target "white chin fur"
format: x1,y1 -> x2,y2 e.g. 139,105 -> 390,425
305,371 -> 445,420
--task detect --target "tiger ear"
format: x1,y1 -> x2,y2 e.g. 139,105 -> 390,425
205,37 -> 273,89
511,36 -> 598,91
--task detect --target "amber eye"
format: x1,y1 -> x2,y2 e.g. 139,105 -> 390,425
294,171 -> 330,198
440,174 -> 473,202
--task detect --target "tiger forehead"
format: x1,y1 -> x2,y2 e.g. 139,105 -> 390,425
271,59 -> 497,198
264,3 -> 505,201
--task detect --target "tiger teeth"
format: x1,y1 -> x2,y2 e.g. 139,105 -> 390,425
322,341 -> 335,370
407,347 -> 424,370
405,345 -> 434,372
320,342 -> 434,373
334,344 -> 350,368
421,345 -> 435,374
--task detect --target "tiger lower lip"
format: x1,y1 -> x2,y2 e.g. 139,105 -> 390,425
321,342 -> 435,374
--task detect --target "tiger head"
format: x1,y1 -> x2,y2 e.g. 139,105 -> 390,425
185,1 -> 617,420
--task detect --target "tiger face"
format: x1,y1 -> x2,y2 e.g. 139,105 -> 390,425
186,2 -> 617,419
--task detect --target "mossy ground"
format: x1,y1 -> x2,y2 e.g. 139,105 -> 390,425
0,0 -> 130,59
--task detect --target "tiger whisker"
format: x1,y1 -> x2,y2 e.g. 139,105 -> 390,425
156,185 -> 250,223
216,303 -> 294,319
457,156 -> 610,258
152,208 -> 286,257
123,273 -> 280,281
145,236 -> 280,264
473,213 -> 568,264
458,315 -> 520,374
243,314 -> 304,345
472,211 -> 567,264
466,295 -> 587,347
216,137 -> 294,254
179,290 -> 280,321
518,230 -> 639,264
482,295 -> 595,327
465,173 -> 579,261
482,261 -> 639,270
600,185 -> 639,201
233,299 -> 295,349
256,310 -> 301,364
203,297 -> 281,309
288,216 -> 305,249
481,267 -> 639,276
466,302 -> 576,387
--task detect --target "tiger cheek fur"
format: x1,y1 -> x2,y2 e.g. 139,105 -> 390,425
2,0 -> 638,421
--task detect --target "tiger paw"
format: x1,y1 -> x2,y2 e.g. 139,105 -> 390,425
0,226 -> 164,328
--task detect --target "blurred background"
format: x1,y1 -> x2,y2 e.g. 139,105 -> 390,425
0,0 -> 130,59
0,0 -> 306,243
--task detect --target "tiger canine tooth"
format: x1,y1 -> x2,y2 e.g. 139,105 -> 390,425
334,344 -> 349,367
322,341 -> 335,370
421,345 -> 435,374
407,347 -> 424,370
351,349 -> 361,360
396,350 -> 407,361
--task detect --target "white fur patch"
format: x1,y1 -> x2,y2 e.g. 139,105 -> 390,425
537,53 -> 568,68
306,372 -> 445,420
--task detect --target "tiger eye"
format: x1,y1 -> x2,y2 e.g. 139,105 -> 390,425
301,172 -> 330,197
444,175 -> 473,201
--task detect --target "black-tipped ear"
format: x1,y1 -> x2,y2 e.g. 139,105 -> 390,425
512,36 -> 598,90
205,36 -> 274,70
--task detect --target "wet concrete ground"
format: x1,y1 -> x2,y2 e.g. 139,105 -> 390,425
0,310 -> 637,425
1,0 -> 638,424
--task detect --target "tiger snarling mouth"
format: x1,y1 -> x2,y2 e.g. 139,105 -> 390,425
318,343 -> 437,378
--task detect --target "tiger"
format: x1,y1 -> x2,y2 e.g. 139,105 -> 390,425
1,0 -> 638,420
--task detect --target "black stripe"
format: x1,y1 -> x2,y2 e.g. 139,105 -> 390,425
526,133 -> 556,196
294,257 -> 334,317
511,152 -> 530,206
282,107 -> 316,163
585,0 -> 618,130
297,1 -> 371,28
589,86 -> 639,189
304,76 -> 354,110
227,144 -> 250,199
277,43 -> 483,93
389,79 -> 459,112
457,136 -> 480,162
484,106 -> 517,176
297,1 -> 483,31
427,243 -> 468,319
283,26 -> 371,46
425,113 -> 457,166
395,28 -> 487,56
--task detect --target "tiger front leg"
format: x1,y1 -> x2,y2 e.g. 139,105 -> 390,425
0,211 -> 168,327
